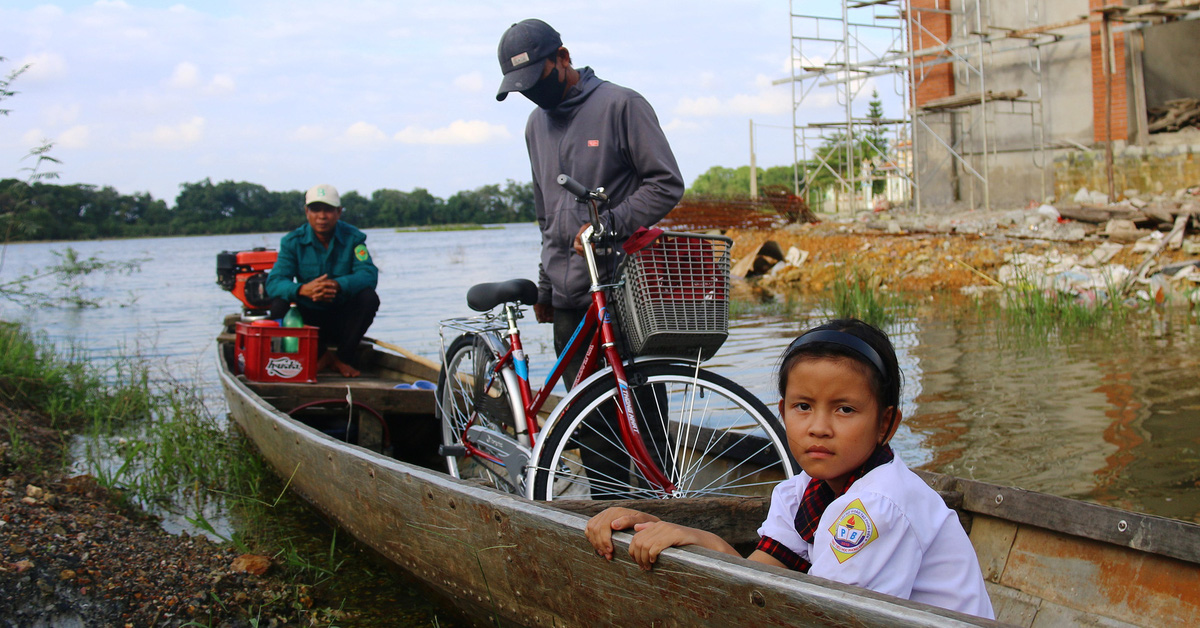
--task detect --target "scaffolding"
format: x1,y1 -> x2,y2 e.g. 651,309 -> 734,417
778,0 -> 1059,213
780,1 -> 1200,213
781,0 -> 916,213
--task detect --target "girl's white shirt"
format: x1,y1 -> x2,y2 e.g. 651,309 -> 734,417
757,454 -> 995,620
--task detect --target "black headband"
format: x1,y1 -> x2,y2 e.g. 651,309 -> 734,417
786,330 -> 887,378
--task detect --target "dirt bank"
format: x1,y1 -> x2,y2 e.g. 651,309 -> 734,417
726,212 -> 1197,295
0,406 -> 333,627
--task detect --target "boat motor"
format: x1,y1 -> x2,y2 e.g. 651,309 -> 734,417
216,248 -> 277,315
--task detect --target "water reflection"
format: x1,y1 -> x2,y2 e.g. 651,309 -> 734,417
1,224 -> 1197,523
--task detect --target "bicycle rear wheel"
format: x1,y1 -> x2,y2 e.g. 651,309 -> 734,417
529,364 -> 796,501
437,333 -> 519,493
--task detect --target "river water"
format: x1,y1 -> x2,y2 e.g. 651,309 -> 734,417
2,223 -> 1198,616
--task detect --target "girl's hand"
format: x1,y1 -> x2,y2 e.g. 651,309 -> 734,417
628,522 -> 742,570
627,521 -> 710,570
585,507 -> 660,560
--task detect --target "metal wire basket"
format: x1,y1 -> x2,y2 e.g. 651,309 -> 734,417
613,231 -> 732,361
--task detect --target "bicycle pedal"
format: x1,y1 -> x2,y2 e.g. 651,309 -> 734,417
439,444 -> 468,457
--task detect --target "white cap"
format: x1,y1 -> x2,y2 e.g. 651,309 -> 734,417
305,183 -> 341,207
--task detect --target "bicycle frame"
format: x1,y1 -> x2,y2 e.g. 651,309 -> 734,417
441,190 -> 677,495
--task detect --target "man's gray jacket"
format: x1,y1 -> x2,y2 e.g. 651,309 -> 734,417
525,67 -> 684,310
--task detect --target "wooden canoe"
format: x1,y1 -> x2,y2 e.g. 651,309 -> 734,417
215,322 -> 1200,627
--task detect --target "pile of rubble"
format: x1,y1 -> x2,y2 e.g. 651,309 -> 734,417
727,187 -> 1200,308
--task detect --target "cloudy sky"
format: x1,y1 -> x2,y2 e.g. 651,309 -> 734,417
0,0 -> 897,205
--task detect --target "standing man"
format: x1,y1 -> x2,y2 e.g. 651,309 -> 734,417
266,183 -> 380,378
496,19 -> 684,497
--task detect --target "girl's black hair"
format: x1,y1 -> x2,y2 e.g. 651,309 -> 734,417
776,318 -> 902,411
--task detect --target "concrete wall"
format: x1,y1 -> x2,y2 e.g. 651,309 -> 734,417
1142,19 -> 1200,109
1055,142 -> 1200,200
915,0 -> 1095,211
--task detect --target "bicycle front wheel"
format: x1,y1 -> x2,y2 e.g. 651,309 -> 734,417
437,333 -> 518,493
529,364 -> 796,501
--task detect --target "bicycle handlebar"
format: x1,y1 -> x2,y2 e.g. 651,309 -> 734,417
556,173 -> 592,200
557,174 -> 611,248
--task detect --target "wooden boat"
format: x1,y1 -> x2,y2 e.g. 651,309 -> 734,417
216,319 -> 1200,627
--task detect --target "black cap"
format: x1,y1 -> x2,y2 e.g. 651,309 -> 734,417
496,19 -> 562,102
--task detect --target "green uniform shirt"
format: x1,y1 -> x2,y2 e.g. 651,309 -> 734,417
266,221 -> 378,310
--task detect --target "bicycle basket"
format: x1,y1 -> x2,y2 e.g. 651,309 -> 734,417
613,231 -> 732,361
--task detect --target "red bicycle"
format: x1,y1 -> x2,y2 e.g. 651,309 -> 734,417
436,175 -> 796,500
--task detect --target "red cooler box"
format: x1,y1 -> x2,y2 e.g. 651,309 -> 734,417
234,321 -> 319,383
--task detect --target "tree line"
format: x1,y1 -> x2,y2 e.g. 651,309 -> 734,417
0,178 -> 537,242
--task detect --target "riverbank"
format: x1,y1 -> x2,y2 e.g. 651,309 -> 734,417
0,323 -> 456,627
0,355 -> 332,626
726,206 -> 1198,296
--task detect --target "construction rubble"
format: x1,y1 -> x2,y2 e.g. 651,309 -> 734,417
727,187 -> 1200,308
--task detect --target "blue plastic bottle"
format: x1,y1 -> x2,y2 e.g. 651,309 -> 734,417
281,305 -> 303,353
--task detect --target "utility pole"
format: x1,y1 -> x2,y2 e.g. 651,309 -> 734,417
749,119 -> 758,199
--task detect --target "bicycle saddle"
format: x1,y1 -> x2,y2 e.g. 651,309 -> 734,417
466,278 -> 538,312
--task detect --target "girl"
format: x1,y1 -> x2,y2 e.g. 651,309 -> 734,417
584,319 -> 994,619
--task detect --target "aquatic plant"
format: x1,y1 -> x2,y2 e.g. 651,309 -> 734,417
823,267 -> 906,328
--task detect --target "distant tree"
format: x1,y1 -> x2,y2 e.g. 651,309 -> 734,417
1,55 -> 141,307
865,91 -> 889,196
688,164 -> 804,198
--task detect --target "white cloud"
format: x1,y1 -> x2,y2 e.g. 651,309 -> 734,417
663,118 -> 702,133
149,116 -> 205,146
674,96 -> 722,117
44,104 -> 81,127
393,120 -> 510,145
206,73 -> 236,95
341,121 -> 388,145
453,71 -> 484,92
57,125 -> 91,149
21,129 -> 47,147
167,62 -> 200,89
675,75 -> 793,117
17,52 -> 67,82
290,125 -> 330,142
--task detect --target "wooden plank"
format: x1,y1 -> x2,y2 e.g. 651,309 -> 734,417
1056,204 -> 1149,224
1000,525 -> 1200,626
953,477 -> 1200,566
919,90 -> 1026,112
247,381 -> 435,415
1130,29 -> 1150,145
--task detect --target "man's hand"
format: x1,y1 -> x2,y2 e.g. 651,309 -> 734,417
572,223 -> 591,256
533,303 -> 554,323
298,274 -> 340,303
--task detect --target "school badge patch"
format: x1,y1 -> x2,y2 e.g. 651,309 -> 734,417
354,244 -> 369,261
828,499 -> 877,563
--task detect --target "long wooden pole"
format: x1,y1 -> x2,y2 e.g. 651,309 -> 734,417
1101,11 -> 1117,203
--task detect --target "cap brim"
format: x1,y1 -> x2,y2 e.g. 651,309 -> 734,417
496,61 -> 546,102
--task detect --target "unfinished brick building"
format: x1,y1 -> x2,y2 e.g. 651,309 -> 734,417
782,1 -> 1200,212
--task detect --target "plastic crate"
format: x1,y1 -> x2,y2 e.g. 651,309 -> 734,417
234,321 -> 319,383
613,231 -> 732,361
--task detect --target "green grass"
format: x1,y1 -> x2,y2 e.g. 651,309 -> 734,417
975,264 -> 1134,343
822,268 -> 907,328
0,321 -> 348,581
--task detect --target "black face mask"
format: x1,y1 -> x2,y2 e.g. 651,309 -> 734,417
521,66 -> 565,110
